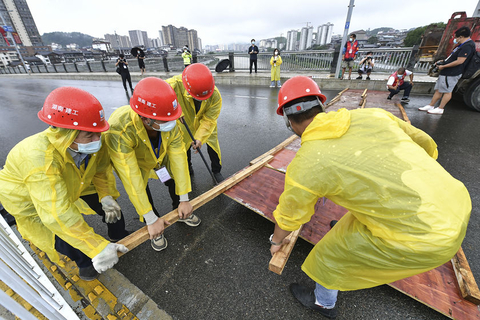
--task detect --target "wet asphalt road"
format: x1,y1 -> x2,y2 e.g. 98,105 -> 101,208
0,78 -> 479,320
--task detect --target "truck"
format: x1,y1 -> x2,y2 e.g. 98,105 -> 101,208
416,12 -> 480,111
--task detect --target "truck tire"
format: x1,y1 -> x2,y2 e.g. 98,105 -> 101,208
463,77 -> 480,112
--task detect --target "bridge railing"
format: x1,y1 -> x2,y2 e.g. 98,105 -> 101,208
0,47 -> 431,75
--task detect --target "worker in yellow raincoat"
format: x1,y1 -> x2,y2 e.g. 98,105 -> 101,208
269,76 -> 471,318
182,46 -> 192,69
0,87 -> 128,281
105,77 -> 198,253
166,63 -> 224,182
269,48 -> 282,88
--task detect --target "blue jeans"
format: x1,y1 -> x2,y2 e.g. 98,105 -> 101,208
314,282 -> 339,308
388,82 -> 412,98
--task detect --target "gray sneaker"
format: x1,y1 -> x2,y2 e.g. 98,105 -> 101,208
151,234 -> 168,251
178,214 -> 201,227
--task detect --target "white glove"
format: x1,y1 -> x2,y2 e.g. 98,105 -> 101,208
92,243 -> 128,273
101,196 -> 122,224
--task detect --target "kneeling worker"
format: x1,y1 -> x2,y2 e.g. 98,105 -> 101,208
0,87 -> 128,280
166,63 -> 224,182
106,77 -> 198,252
270,76 -> 471,318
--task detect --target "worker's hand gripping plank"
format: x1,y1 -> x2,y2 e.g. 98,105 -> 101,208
269,227 -> 302,275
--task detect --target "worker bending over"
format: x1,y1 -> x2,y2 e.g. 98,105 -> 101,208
0,88 -> 128,281
106,77 -> 198,253
166,63 -> 224,182
270,76 -> 471,318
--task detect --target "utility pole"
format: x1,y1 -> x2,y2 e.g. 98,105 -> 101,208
0,8 -> 26,68
335,0 -> 355,79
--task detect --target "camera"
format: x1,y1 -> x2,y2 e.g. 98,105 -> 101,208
431,61 -> 445,74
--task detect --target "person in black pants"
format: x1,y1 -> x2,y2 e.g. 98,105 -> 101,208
116,54 -> 134,95
248,39 -> 259,74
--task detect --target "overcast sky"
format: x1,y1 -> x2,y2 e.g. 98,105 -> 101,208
27,0 -> 479,46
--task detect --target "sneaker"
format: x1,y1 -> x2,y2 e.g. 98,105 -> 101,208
290,283 -> 338,318
387,96 -> 392,100
401,97 -> 410,103
366,76 -> 371,80
329,220 -> 338,229
419,105 -> 434,111
428,107 -> 444,115
214,172 -> 225,182
270,81 -> 275,88
79,265 -> 98,281
151,234 -> 168,251
269,84 -> 275,88
356,76 -> 362,80
277,84 -> 281,88
178,214 -> 201,227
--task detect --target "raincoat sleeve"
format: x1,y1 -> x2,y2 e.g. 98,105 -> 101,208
270,57 -> 274,66
194,90 -> 222,144
277,56 -> 283,66
25,163 -> 109,259
386,112 -> 438,159
273,159 -> 326,232
167,127 -> 192,195
91,137 -> 120,200
106,129 -> 153,217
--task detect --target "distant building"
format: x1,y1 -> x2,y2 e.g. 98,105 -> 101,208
92,39 -> 112,52
158,30 -> 164,46
316,23 -> 334,45
286,30 -> 298,51
299,26 -> 313,50
197,37 -> 202,51
475,1 -> 480,17
129,30 -> 149,47
0,0 -> 49,57
105,33 -> 132,49
161,24 -> 199,50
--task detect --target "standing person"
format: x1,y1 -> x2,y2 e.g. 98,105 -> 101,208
0,87 -> 129,281
341,34 -> 358,80
386,67 -> 414,103
166,63 -> 224,182
116,53 -> 134,95
105,77 -> 200,252
270,76 -> 471,318
136,49 -> 146,75
248,39 -> 259,74
25,62 -> 31,74
419,26 -> 476,115
356,51 -> 374,80
270,48 -> 283,88
182,46 -> 192,69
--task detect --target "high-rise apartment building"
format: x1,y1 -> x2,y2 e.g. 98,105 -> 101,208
161,24 -> 199,50
286,30 -> 298,51
129,30 -> 149,47
0,0 -> 43,47
104,33 -> 132,49
299,26 -> 313,50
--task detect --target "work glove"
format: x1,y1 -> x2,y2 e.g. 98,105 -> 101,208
92,243 -> 128,273
101,196 -> 122,224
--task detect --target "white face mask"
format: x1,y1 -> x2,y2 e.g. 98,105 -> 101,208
453,38 -> 458,44
349,38 -> 353,42
397,74 -> 404,79
252,42 -> 255,45
274,52 -> 278,56
73,140 -> 102,154
151,120 -> 176,132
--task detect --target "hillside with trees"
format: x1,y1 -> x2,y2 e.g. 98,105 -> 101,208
404,22 -> 446,47
41,32 -> 94,48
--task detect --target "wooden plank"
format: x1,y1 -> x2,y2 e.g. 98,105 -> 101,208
116,155 -> 274,256
452,247 -> 480,304
395,102 -> 411,124
250,135 -> 297,165
325,88 -> 349,108
269,227 -> 302,275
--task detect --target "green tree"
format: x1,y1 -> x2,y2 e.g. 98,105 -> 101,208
404,23 -> 446,47
367,36 -> 378,44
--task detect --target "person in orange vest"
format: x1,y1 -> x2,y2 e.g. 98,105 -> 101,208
386,67 -> 414,103
341,34 -> 358,80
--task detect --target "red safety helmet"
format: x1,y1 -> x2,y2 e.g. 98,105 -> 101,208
276,76 -> 327,116
130,77 -> 182,121
38,87 -> 109,132
182,64 -> 215,100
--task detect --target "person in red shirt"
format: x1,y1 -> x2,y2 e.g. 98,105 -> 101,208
341,34 -> 358,80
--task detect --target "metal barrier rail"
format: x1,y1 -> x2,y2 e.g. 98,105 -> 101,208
0,47 -> 431,75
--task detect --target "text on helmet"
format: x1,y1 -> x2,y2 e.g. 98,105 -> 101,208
51,104 -> 79,116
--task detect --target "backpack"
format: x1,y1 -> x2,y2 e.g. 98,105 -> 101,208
461,43 -> 480,79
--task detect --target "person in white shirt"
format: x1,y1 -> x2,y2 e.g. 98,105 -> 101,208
386,67 -> 414,103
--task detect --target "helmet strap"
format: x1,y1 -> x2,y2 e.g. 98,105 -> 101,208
283,97 -> 324,116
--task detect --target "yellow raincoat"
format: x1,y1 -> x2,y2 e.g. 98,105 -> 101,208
270,56 -> 282,81
166,75 -> 222,162
105,105 -> 191,219
0,127 -> 116,263
182,52 -> 192,65
273,108 -> 471,291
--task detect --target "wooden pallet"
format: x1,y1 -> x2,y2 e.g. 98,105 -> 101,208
223,89 -> 480,320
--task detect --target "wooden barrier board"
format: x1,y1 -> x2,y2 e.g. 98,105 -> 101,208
224,92 -> 480,319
